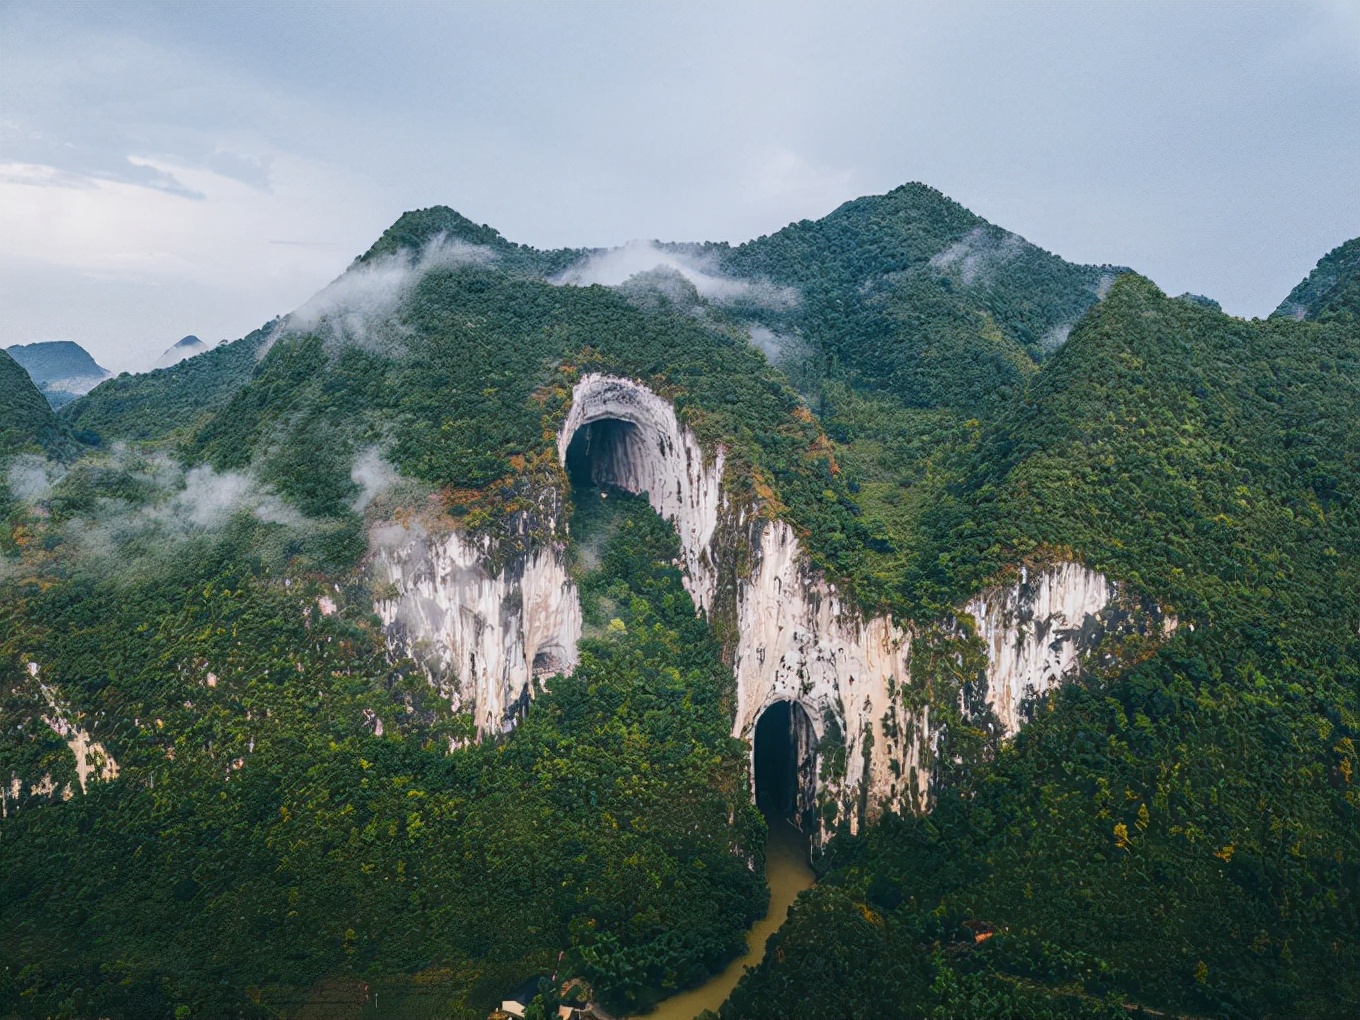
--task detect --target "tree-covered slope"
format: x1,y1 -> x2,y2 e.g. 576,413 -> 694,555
709,183 -> 1125,411
1272,237 -> 1359,324
0,350 -> 62,458
62,324 -> 272,443
714,275 -> 1360,1020
0,493 -> 764,1019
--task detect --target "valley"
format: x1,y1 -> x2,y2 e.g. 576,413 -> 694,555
1,186 -> 1355,1020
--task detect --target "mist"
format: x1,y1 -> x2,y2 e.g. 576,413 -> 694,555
929,227 -> 1028,287
553,240 -> 799,311
284,234 -> 495,348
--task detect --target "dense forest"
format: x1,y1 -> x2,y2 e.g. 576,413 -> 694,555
715,278 -> 1359,1019
1,185 -> 1355,1019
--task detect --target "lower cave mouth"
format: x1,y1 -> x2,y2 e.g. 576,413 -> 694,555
754,700 -> 817,831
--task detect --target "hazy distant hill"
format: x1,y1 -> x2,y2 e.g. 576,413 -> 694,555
5,340 -> 111,408
154,334 -> 211,368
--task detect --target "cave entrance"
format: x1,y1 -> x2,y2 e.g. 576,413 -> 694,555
754,700 -> 818,834
564,418 -> 642,493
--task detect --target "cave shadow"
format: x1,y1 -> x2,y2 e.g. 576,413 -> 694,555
564,417 -> 641,492
754,700 -> 818,840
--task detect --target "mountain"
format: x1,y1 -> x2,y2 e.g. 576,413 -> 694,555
4,340 -> 111,409
153,334 -> 211,368
717,273 -> 1359,1020
707,183 -> 1127,411
0,349 -> 62,458
1272,237 -> 1359,324
2,191 -> 1355,1020
61,322 -> 272,443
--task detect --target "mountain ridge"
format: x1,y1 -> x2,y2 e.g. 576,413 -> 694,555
3,186 -> 1355,1020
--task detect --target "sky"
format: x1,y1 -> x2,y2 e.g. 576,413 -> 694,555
1,1 -> 1357,372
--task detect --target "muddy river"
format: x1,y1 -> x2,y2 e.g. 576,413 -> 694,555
636,816 -> 815,1020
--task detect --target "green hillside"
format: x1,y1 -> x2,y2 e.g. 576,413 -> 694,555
1,195 -> 1355,1020
710,183 -> 1124,411
715,276 -> 1360,1020
1272,237 -> 1359,324
61,323 -> 273,443
0,350 -> 62,458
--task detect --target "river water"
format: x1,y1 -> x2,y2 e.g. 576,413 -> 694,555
636,816 -> 815,1020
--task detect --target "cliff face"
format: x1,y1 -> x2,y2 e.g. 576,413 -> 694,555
730,516 -> 924,832
371,374 -> 1175,833
372,523 -> 582,735
3,663 -> 120,817
557,373 -> 725,615
964,563 -> 1178,737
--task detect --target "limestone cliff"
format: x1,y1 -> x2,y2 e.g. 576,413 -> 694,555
372,523 -> 582,735
964,563 -> 1177,737
370,373 -> 1176,835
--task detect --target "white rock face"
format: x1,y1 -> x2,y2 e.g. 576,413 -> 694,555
372,525 -> 582,733
558,373 -> 725,614
732,519 -> 928,829
370,374 -> 1172,835
373,373 -> 932,828
27,662 -> 119,795
965,563 -> 1175,736
561,376 -> 933,827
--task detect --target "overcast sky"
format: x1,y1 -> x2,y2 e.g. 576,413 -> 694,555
2,1 -> 1357,371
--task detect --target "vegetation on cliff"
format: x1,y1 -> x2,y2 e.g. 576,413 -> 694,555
0,490 -> 762,1018
1,190 -> 1355,1019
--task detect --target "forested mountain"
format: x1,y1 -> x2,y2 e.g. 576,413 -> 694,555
4,341 -> 111,409
63,324 -> 272,443
0,350 -> 63,458
715,271 -> 1359,1020
1273,237 -> 1359,324
0,189 -> 1354,1020
706,183 -> 1124,411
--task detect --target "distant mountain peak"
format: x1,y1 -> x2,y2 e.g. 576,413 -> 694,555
155,335 -> 210,368
4,340 -> 110,408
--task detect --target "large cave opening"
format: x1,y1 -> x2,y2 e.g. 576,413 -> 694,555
754,700 -> 818,834
564,418 -> 643,493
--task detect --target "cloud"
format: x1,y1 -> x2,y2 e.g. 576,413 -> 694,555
1038,324 -> 1071,354
748,324 -> 791,360
350,447 -> 400,512
7,455 -> 65,502
283,234 -> 495,347
929,226 -> 1028,287
172,463 -> 302,528
14,449 -> 307,566
552,240 -> 799,310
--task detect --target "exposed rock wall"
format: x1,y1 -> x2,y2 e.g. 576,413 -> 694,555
558,373 -> 725,614
4,662 -> 120,816
371,373 -> 1175,837
730,517 -> 926,831
372,525 -> 582,733
965,563 -> 1177,737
